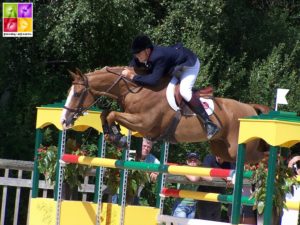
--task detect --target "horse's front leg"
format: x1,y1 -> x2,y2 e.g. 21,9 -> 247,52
100,110 -> 128,148
100,110 -> 110,134
106,111 -> 147,134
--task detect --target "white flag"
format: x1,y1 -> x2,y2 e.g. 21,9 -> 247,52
276,88 -> 289,105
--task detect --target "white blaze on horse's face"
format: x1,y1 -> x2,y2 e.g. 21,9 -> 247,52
60,86 -> 75,129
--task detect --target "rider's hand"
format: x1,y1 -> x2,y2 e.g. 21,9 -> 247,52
121,68 -> 135,80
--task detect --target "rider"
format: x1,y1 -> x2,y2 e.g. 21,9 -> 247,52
122,34 -> 219,139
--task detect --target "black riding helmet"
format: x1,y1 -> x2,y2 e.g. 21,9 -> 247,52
131,35 -> 153,54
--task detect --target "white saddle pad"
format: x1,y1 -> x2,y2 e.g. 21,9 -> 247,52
166,77 -> 214,116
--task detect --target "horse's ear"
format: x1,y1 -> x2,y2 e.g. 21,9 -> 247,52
68,69 -> 77,80
75,68 -> 83,77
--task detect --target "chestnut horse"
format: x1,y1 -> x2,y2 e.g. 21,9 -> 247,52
61,67 -> 269,163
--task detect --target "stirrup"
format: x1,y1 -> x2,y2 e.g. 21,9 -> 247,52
205,121 -> 219,140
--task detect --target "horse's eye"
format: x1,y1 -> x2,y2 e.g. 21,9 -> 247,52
73,92 -> 81,97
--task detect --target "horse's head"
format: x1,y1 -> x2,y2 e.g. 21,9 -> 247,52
60,68 -> 96,129
60,66 -> 142,129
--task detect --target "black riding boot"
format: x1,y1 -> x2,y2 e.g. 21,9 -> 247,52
188,95 -> 219,139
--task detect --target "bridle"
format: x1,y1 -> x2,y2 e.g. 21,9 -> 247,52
63,74 -> 97,120
63,68 -> 142,122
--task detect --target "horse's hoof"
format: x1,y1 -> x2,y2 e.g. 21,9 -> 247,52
107,134 -> 128,149
118,136 -> 128,148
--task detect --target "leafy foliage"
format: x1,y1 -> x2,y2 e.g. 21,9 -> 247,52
38,137 -> 97,188
250,154 -> 300,215
248,42 -> 300,108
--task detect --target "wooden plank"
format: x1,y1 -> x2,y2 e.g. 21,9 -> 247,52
0,159 -> 33,171
1,169 -> 9,225
27,188 -> 32,225
13,170 -> 22,225
82,176 -> 89,201
0,177 -> 33,188
0,159 -> 96,175
42,189 -> 48,198
0,177 -> 105,194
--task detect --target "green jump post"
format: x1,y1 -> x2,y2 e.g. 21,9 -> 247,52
32,128 -> 43,198
118,149 -> 126,205
156,141 -> 168,208
231,144 -> 246,224
93,133 -> 104,203
118,135 -> 130,206
263,146 -> 278,225
54,130 -> 64,200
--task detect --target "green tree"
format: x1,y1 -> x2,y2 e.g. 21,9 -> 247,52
249,42 -> 300,110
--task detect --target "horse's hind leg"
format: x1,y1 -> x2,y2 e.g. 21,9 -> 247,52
210,139 -> 235,162
245,141 -> 264,163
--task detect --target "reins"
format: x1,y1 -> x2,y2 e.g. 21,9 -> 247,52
105,67 -> 143,95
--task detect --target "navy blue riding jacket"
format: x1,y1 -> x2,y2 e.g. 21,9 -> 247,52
130,43 -> 198,86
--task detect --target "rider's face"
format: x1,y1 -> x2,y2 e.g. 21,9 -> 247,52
134,48 -> 151,63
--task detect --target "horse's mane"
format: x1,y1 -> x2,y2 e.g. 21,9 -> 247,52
86,66 -> 126,76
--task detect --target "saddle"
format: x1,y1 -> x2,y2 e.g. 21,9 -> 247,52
155,85 -> 216,143
174,85 -> 214,115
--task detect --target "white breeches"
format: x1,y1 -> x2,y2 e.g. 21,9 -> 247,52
179,59 -> 200,102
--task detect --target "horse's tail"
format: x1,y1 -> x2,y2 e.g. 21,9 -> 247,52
249,104 -> 271,115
